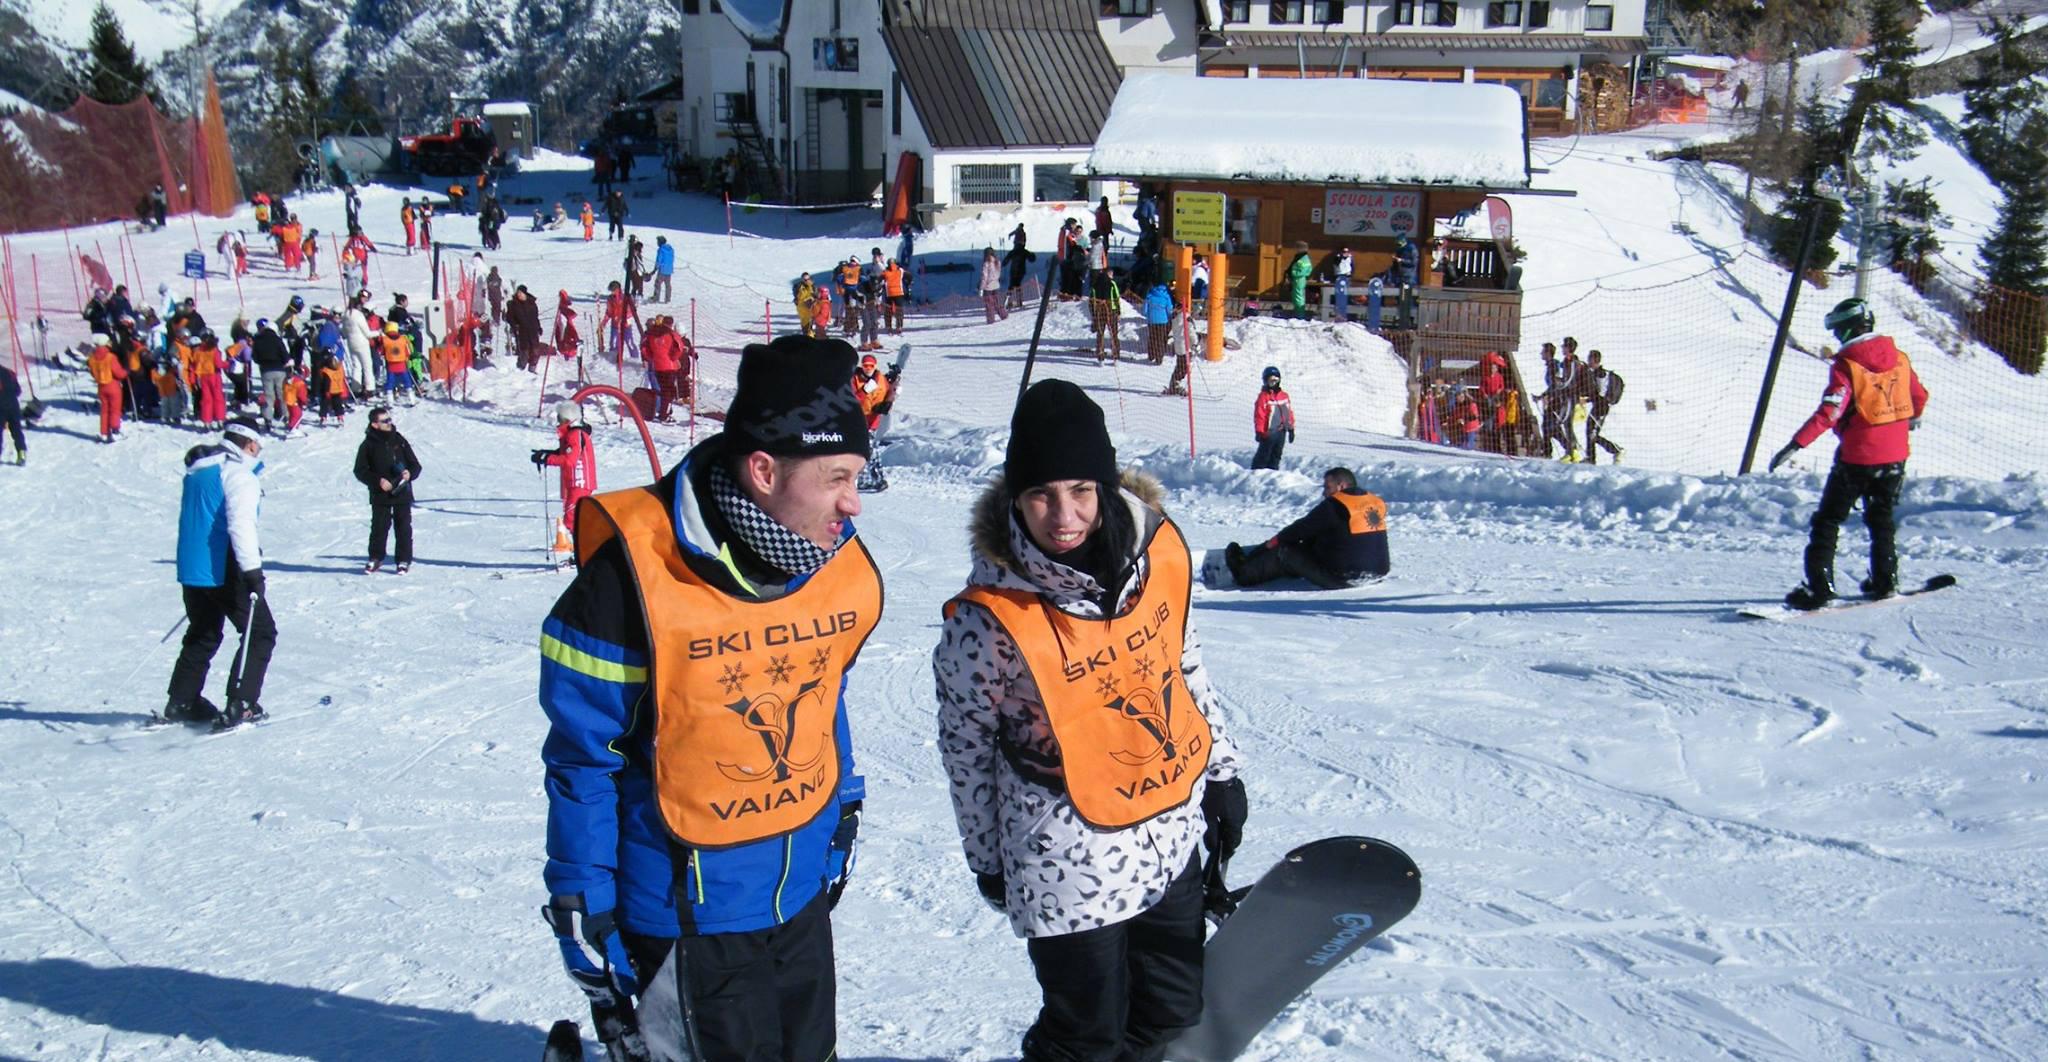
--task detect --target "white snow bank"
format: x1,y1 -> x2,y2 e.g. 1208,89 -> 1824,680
1085,73 -> 1530,188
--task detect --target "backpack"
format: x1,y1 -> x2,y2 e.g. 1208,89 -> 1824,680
1603,371 -> 1625,405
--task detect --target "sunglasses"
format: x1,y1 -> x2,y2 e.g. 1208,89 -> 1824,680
373,418 -> 393,426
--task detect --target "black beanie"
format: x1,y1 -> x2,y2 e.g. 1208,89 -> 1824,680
723,334 -> 869,458
1006,379 -> 1118,493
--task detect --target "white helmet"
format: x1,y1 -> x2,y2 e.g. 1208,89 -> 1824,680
91,333 -> 111,346
555,400 -> 581,423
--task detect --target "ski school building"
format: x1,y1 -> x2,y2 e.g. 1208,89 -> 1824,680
1084,73 -> 1548,365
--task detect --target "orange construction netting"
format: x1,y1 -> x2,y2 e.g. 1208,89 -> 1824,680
0,72 -> 241,235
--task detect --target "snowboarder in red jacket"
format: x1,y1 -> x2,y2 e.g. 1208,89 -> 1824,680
1251,366 -> 1294,470
1768,298 -> 1929,608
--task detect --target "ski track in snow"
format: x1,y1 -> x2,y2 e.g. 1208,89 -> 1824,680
3,148 -> 2047,1060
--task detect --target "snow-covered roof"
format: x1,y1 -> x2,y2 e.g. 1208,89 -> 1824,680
1667,54 -> 1737,70
1084,73 -> 1530,189
482,102 -> 532,117
721,0 -> 785,44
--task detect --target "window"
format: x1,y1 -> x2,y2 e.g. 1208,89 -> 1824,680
1586,4 -> 1613,30
1535,77 -> 1567,108
1270,0 -> 1305,23
956,164 -> 1022,205
1221,0 -> 1251,23
1486,2 -> 1521,27
1101,0 -> 1153,15
1312,0 -> 1345,22
1392,0 -> 1415,23
1033,164 -> 1086,203
1421,1 -> 1457,27
681,0 -> 698,13
1527,1 -> 1549,27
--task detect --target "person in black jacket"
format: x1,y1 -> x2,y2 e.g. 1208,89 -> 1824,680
353,406 -> 424,574
0,363 -> 25,465
252,319 -> 293,428
1223,467 -> 1390,589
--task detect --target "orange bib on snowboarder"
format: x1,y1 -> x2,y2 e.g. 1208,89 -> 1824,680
577,484 -> 883,848
1846,353 -> 1914,427
949,517 -> 1212,829
1335,491 -> 1387,534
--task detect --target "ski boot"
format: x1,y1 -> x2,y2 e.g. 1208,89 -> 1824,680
1784,580 -> 1835,611
158,695 -> 221,726
213,699 -> 267,731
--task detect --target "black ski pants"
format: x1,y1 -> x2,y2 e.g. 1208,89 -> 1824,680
1583,399 -> 1620,461
167,577 -> 276,707
0,413 -> 22,458
622,891 -> 836,1062
1806,459 -> 1905,593
1022,857 -> 1205,1062
369,501 -> 414,566
1252,432 -> 1286,471
1234,542 -> 1350,590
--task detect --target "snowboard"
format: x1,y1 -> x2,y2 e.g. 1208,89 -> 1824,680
1738,573 -> 1956,621
1167,836 -> 1421,1062
872,345 -> 912,439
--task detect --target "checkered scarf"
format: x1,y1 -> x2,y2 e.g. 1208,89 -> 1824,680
709,462 -> 834,577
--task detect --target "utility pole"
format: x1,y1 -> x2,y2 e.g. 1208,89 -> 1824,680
1854,157 -> 1880,301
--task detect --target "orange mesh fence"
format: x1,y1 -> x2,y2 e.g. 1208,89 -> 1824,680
0,72 -> 241,235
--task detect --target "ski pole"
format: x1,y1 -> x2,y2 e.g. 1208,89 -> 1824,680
539,465 -> 555,558
224,590 -> 259,706
105,615 -> 190,705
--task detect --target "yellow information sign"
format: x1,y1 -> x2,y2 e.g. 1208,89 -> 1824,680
1172,191 -> 1226,246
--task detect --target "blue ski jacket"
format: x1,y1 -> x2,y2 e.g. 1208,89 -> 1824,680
176,442 -> 264,586
540,437 -> 865,938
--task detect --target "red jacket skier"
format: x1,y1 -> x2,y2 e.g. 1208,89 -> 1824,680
532,402 -> 597,534
1769,298 -> 1931,608
554,291 -> 582,360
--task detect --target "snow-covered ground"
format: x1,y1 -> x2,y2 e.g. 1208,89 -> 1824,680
3,128 -> 2047,1060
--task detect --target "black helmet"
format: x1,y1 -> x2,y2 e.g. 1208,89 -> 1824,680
1824,298 -> 1874,343
290,295 -> 304,309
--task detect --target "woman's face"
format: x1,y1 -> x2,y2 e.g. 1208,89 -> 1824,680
1016,479 -> 1102,557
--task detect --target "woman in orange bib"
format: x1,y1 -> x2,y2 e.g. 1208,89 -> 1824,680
935,379 -> 1246,1062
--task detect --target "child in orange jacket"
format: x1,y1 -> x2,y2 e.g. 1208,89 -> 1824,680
87,336 -> 129,441
317,355 -> 350,426
580,202 -> 595,242
282,367 -> 308,434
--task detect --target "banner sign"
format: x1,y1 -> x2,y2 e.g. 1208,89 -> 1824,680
1322,188 -> 1421,238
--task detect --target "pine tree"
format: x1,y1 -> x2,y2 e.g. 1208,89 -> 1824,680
1851,0 -> 1925,163
77,2 -> 158,107
1768,89 -> 1847,273
1975,107 -> 2048,374
1882,178 -> 1944,284
1960,17 -> 2048,187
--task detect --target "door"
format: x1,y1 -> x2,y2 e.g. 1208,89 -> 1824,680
1256,198 -> 1285,295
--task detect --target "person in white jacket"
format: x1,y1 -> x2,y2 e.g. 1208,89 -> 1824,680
934,380 -> 1247,1062
343,299 -> 377,395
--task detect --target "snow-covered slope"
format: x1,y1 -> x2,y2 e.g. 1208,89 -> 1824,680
3,130 -> 2047,1061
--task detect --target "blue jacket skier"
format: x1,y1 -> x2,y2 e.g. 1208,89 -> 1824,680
164,417 -> 274,729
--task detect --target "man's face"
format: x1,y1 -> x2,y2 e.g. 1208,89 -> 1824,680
747,452 -> 866,551
1321,476 -> 1343,498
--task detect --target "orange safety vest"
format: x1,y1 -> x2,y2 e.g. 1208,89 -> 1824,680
283,376 -> 307,408
883,265 -> 904,297
576,485 -> 883,848
88,348 -> 122,385
948,518 -> 1212,828
383,335 -> 414,369
1334,491 -> 1387,534
1845,353 -> 1914,426
319,365 -> 348,397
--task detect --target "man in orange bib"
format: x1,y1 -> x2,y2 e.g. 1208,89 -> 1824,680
1223,466 -> 1391,588
935,380 -> 1246,1062
1769,297 -> 1929,608
540,334 -> 879,1061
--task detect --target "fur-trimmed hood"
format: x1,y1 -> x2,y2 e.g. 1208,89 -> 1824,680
964,469 -> 1167,612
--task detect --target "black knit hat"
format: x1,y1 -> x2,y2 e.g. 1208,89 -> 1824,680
1006,379 -> 1117,493
723,334 -> 869,458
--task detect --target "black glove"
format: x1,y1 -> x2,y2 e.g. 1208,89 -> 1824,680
825,801 -> 861,909
1767,442 -> 1800,473
1286,428 -> 1296,444
975,871 -> 1006,914
530,448 -> 551,467
241,569 -> 266,600
1201,777 -> 1247,865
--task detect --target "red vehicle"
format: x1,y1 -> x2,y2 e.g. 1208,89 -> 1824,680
401,117 -> 496,176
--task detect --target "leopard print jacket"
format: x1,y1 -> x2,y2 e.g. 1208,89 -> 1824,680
933,471 -> 1242,939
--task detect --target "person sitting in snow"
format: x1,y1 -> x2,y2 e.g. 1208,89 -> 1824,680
1223,467 -> 1390,589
